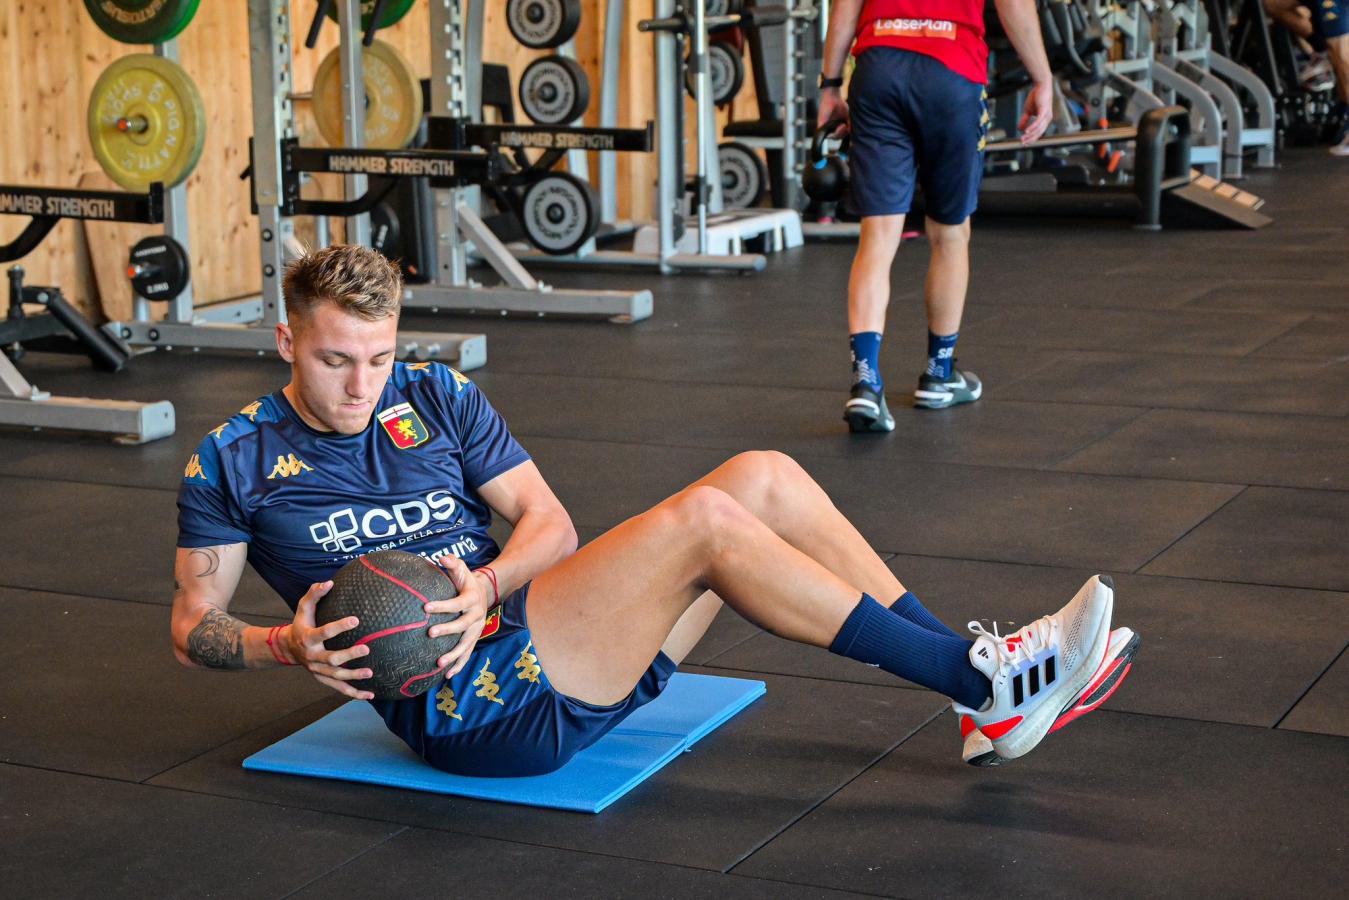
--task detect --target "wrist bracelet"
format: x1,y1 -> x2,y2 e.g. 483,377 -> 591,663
477,565 -> 500,604
266,625 -> 295,666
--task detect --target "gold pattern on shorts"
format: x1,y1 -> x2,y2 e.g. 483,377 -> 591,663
434,684 -> 463,720
473,658 -> 505,705
515,641 -> 541,683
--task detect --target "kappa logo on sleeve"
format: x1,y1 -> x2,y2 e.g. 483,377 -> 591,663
377,402 -> 431,449
874,17 -> 957,40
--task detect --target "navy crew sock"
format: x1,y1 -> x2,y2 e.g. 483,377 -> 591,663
850,331 -> 883,390
890,591 -> 962,639
830,594 -> 991,709
926,331 -> 959,381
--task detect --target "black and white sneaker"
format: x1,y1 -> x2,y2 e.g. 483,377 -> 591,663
844,383 -> 895,433
914,366 -> 982,409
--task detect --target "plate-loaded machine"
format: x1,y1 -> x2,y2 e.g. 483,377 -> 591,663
1,184 -> 175,443
99,13 -> 483,367
302,0 -> 653,322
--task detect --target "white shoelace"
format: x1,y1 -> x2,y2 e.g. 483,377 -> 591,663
968,618 -> 1051,671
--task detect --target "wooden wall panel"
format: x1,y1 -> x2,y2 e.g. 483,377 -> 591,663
1,2 -> 764,318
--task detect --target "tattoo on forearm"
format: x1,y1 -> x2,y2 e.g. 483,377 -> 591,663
187,608 -> 247,670
191,548 -> 220,577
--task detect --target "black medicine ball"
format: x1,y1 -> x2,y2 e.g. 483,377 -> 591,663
315,550 -> 461,701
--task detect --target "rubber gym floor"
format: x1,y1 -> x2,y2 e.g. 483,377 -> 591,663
3,149 -> 1346,898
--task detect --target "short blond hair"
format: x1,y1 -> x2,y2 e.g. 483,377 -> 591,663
283,244 -> 403,326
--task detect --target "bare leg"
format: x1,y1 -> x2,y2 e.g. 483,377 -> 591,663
527,486 -> 864,705
1328,36 -> 1349,106
924,217 -> 972,337
848,214 -> 906,334
662,451 -> 907,662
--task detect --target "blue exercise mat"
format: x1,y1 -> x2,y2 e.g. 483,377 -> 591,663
243,672 -> 765,813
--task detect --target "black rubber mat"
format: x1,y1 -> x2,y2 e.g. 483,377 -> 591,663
1251,312 -> 1349,360
290,827 -> 873,898
999,350 -> 1349,416
1279,648 -> 1349,738
1056,408 -> 1349,489
2,764 -> 399,899
1185,279 -> 1349,315
0,587 -> 328,781
734,709 -> 1349,897
1143,486 -> 1349,591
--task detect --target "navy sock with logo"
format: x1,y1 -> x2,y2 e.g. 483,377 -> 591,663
830,594 -> 991,709
890,591 -> 961,639
926,331 -> 958,381
850,331 -> 883,390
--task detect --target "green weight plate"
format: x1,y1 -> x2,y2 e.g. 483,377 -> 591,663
312,39 -> 424,150
324,0 -> 418,31
87,54 -> 206,191
83,0 -> 201,45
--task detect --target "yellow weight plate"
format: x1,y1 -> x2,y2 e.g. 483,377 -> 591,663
87,54 -> 206,192
312,40 -> 424,150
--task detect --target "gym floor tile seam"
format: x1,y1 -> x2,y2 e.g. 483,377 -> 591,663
279,828 -> 413,900
1126,484 -> 1249,574
1029,405 -> 1153,471
1272,641 -> 1349,731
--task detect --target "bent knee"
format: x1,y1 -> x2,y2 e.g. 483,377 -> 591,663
668,484 -> 753,539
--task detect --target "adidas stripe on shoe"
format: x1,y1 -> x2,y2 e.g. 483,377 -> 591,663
961,626 -> 1140,766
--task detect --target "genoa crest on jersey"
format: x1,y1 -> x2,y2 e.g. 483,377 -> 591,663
377,402 -> 431,449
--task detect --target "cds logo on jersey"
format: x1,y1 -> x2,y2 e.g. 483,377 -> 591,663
378,402 -> 431,449
309,490 -> 459,553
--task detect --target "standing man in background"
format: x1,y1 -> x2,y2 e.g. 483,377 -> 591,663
818,1 -> 1054,431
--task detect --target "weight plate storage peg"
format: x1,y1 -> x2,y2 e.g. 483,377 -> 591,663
718,141 -> 767,209
127,235 -> 190,301
506,0 -> 583,49
519,55 -> 591,125
83,0 -> 201,45
324,0 -> 417,30
87,54 -> 206,192
521,172 -> 599,255
312,39 -> 424,149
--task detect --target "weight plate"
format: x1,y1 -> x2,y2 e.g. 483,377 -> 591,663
506,0 -> 582,49
83,0 -> 201,45
520,172 -> 598,255
685,41 -> 744,105
312,39 -> 424,149
128,235 -> 190,301
324,0 -> 418,31
718,141 -> 766,209
518,55 -> 590,125
87,54 -> 206,192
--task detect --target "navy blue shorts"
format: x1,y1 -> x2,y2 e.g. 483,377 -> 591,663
373,583 -> 676,777
847,48 -> 988,224
1309,0 -> 1349,40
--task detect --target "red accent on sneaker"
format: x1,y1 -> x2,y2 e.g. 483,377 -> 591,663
1049,661 -> 1133,733
980,716 -> 1024,741
960,715 -> 978,739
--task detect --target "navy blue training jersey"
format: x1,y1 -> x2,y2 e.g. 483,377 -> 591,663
176,362 -> 530,608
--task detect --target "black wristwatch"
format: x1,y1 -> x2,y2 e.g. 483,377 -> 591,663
819,74 -> 844,90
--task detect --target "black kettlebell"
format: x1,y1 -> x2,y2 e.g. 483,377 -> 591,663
803,121 -> 850,204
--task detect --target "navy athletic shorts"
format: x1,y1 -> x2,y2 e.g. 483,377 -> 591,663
847,47 -> 989,224
1308,0 -> 1349,40
373,583 -> 676,777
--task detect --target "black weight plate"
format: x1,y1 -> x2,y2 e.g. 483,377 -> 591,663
128,236 -> 190,301
520,172 -> 599,255
718,141 -> 766,209
518,55 -> 591,125
685,41 -> 744,105
83,0 -> 200,45
506,0 -> 583,49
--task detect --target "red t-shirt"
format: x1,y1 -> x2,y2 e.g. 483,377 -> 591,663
851,0 -> 990,85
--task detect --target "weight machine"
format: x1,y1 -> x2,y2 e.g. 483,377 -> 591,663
0,184 -> 175,443
294,0 -> 653,322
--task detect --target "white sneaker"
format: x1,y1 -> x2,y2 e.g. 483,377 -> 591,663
1330,132 -> 1349,158
953,575 -> 1115,761
960,625 -> 1140,766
